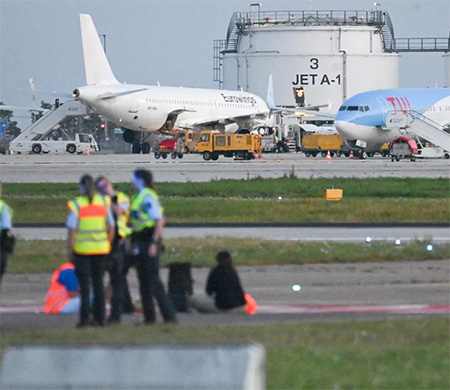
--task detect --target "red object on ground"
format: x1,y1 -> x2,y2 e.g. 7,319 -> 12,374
388,136 -> 419,153
158,139 -> 177,152
244,294 -> 258,315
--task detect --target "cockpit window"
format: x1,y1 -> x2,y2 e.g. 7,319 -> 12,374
340,105 -> 370,112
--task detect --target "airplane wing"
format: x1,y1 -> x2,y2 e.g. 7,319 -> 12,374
177,112 -> 268,128
270,106 -> 336,118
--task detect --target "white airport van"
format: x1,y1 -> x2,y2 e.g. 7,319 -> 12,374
10,133 -> 99,154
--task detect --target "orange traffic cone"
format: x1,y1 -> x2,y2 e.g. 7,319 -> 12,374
350,151 -> 355,159
326,150 -> 332,161
244,294 -> 257,315
85,146 -> 90,156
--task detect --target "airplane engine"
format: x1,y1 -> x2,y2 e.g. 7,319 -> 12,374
122,129 -> 135,144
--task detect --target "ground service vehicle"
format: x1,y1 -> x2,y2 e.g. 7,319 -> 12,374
10,132 -> 98,154
178,130 -> 200,153
154,139 -> 183,159
254,126 -> 277,152
301,133 -> 345,157
196,131 -> 262,161
300,132 -> 389,158
389,136 -> 418,162
416,145 -> 450,159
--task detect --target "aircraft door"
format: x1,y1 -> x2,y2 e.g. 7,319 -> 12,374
129,99 -> 140,113
377,96 -> 390,122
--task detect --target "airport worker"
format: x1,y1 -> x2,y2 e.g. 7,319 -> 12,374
0,182 -> 14,285
128,169 -> 177,324
67,174 -> 115,328
95,176 -> 134,324
44,261 -> 81,314
191,251 -> 255,314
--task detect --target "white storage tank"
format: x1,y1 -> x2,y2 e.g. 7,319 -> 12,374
216,9 -> 400,113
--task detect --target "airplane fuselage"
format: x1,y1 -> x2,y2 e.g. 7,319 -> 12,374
75,84 -> 269,132
335,88 -> 450,151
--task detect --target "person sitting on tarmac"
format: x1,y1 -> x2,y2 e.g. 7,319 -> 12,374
44,261 -> 81,314
191,251 -> 247,313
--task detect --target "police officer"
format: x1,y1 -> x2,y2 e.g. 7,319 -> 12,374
95,176 -> 134,324
0,182 -> 13,285
129,169 -> 176,324
67,175 -> 115,328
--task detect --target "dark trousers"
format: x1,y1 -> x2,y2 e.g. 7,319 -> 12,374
74,254 -> 106,325
121,253 -> 137,314
105,244 -> 124,321
135,241 -> 176,323
0,250 -> 7,284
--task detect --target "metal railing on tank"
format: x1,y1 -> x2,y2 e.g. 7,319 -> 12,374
235,9 -> 386,27
223,10 -> 388,54
390,38 -> 450,52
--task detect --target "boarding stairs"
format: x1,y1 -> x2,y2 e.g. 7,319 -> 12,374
12,100 -> 89,143
406,112 -> 450,152
385,111 -> 450,152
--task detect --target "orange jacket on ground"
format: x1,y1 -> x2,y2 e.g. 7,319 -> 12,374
44,263 -> 77,314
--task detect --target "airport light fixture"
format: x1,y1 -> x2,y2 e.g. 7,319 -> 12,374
426,244 -> 434,251
394,238 -> 402,246
365,235 -> 373,243
292,284 -> 302,292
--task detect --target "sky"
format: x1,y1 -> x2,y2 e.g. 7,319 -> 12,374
0,0 -> 449,125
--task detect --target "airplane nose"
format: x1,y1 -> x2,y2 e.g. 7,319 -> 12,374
334,120 -> 358,140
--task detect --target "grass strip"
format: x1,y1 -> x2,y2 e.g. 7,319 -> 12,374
7,196 -> 450,224
3,178 -> 449,223
1,318 -> 448,390
9,239 -> 450,274
4,178 -> 450,198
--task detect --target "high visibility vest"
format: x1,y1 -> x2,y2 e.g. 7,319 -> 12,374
115,191 -> 132,238
44,262 -> 76,314
0,199 -> 13,230
68,194 -> 110,255
130,188 -> 160,232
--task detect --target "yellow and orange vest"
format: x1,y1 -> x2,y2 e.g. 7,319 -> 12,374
68,194 -> 111,255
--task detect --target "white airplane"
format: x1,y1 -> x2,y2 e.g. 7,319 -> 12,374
334,88 -> 450,153
73,14 -> 274,147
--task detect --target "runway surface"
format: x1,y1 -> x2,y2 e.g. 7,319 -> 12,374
14,225 -> 450,242
1,154 -> 449,183
1,260 -> 448,331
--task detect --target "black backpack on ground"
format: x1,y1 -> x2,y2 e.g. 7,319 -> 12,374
167,262 -> 193,312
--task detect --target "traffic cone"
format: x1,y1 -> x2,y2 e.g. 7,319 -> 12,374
350,151 -> 355,159
85,146 -> 90,156
244,294 -> 257,315
326,150 -> 332,161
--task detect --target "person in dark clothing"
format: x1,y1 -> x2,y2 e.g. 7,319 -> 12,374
67,175 -> 115,328
192,251 -> 246,313
128,169 -> 177,324
95,176 -> 134,324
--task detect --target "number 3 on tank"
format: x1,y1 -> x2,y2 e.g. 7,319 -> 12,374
310,58 -> 319,70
